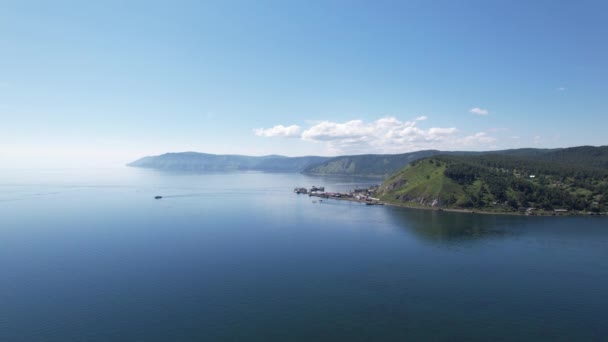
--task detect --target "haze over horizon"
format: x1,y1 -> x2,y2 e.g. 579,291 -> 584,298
2,1 -> 607,168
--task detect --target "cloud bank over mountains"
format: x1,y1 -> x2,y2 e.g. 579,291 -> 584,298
255,116 -> 496,154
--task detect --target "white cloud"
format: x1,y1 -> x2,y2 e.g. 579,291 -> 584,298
254,124 -> 301,138
557,87 -> 566,91
428,127 -> 457,135
255,116 -> 499,154
470,107 -> 489,115
301,120 -> 370,141
459,132 -> 497,145
300,117 -> 458,148
300,117 -> 477,153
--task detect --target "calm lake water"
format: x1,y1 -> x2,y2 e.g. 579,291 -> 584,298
1,168 -> 607,341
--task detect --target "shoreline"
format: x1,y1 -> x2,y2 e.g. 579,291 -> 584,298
307,194 -> 605,217
380,201 -> 607,217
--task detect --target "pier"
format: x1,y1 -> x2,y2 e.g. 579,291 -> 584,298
295,185 -> 383,205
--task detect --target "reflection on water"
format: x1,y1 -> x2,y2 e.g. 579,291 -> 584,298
384,206 -> 517,242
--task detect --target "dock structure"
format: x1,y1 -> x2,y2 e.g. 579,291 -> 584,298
295,185 -> 383,205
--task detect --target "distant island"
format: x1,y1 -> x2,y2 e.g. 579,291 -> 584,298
129,145 -> 608,214
127,152 -> 330,173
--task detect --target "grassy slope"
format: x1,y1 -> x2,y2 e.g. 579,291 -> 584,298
379,159 -> 465,207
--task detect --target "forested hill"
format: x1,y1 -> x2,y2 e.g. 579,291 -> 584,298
378,148 -> 608,214
301,146 -> 608,178
530,145 -> 608,169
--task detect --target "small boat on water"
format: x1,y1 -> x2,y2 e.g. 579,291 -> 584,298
366,202 -> 384,206
155,196 -> 163,199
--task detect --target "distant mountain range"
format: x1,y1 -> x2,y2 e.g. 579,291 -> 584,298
128,146 -> 608,179
127,150 -> 454,175
127,152 -> 331,173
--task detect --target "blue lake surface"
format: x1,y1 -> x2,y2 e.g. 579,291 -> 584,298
1,168 -> 607,341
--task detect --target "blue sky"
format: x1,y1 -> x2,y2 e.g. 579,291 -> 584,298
1,0 -> 607,167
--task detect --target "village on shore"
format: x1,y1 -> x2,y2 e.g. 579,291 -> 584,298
293,185 -> 384,205
293,185 -> 607,216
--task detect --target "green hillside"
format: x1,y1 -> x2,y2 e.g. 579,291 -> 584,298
378,158 -> 465,207
378,153 -> 608,214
